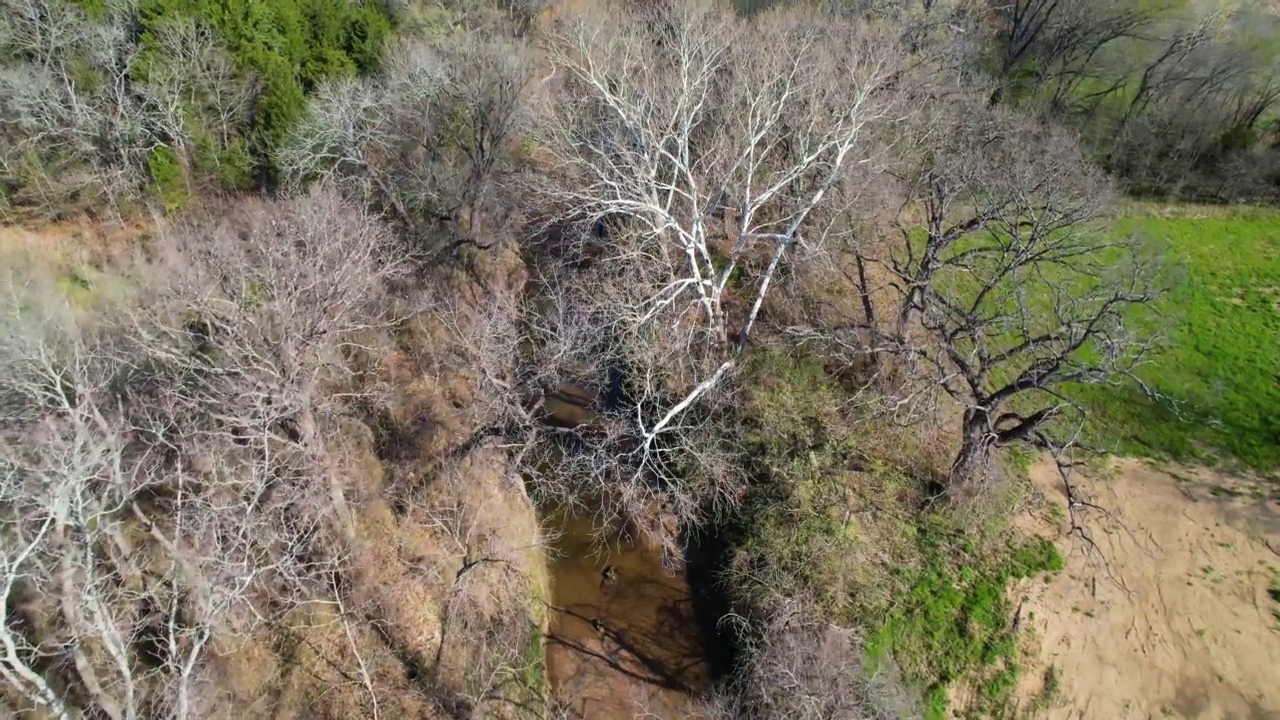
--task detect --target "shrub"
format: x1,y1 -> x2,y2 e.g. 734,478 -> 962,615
730,347 -> 1065,719
147,145 -> 191,210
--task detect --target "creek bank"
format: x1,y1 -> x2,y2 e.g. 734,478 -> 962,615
1011,457 -> 1280,719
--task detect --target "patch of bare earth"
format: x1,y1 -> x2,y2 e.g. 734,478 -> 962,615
1014,458 -> 1280,719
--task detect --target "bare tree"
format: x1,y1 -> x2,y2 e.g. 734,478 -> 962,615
0,0 -> 259,217
420,27 -> 533,243
517,2 -> 900,541
275,69 -> 416,224
0,0 -> 158,216
993,0 -> 1175,104
1096,8 -> 1280,196
985,0 -> 1280,200
496,0 -> 547,35
0,268 -> 158,720
0,189 -> 412,719
138,17 -> 259,179
854,90 -> 1159,488
278,28 -> 532,250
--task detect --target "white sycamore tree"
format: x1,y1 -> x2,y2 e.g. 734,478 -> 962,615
521,2 -> 903,541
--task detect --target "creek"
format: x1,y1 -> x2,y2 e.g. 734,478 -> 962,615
535,393 -> 738,717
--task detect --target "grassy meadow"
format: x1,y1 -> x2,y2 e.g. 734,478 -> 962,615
1078,206 -> 1280,474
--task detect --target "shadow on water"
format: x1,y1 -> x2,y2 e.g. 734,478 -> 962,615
681,526 -> 741,682
515,270 -> 742,716
541,504 -> 740,719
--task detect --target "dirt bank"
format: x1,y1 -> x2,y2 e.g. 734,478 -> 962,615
1014,458 -> 1280,719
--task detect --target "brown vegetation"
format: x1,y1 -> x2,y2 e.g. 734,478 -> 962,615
0,189 -> 545,719
8,0 -> 1267,717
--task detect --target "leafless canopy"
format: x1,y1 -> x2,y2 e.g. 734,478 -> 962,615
0,0 -> 254,218
514,1 -> 902,542
854,88 -> 1159,488
711,597 -> 920,720
988,0 -> 1280,200
278,28 -> 533,250
0,189 -> 409,719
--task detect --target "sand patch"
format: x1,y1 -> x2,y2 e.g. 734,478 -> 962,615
1014,458 -> 1280,719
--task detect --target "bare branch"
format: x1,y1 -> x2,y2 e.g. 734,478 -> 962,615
512,3 -> 903,539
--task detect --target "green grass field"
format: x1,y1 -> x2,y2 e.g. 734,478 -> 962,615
1078,206 -> 1280,473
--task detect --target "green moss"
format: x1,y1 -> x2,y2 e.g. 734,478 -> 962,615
867,534 -> 1062,720
522,622 -> 548,698
1011,537 -> 1065,576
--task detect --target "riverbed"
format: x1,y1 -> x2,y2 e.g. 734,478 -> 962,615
543,508 -> 711,718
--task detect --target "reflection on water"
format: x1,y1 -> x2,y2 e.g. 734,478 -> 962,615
544,509 -> 709,719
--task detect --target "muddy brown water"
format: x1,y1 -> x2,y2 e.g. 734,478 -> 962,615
543,508 -> 711,718
537,383 -> 723,717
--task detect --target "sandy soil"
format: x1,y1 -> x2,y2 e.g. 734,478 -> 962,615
544,510 -> 710,719
1014,458 -> 1280,720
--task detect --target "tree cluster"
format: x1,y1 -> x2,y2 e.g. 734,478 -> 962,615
985,0 -> 1280,201
277,17 -> 532,250
0,189 -> 410,719
0,0 -> 392,219
0,0 -> 1183,716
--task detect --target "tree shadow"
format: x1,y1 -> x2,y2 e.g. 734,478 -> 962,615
544,600 -> 705,695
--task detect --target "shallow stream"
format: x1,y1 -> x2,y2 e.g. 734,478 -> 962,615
542,508 -> 711,718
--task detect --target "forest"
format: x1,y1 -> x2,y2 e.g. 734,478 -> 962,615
1,0 -> 1277,718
